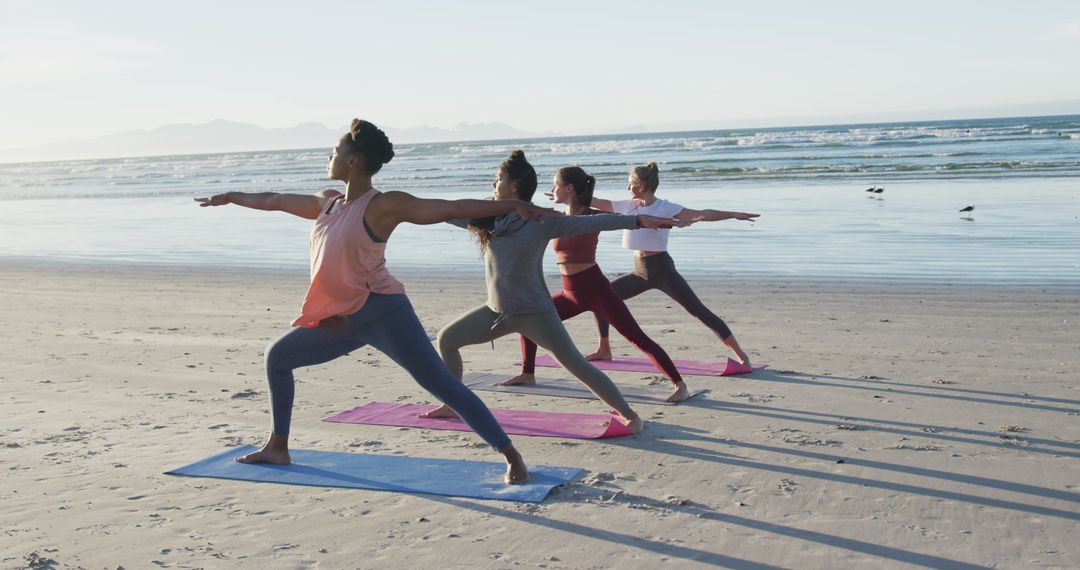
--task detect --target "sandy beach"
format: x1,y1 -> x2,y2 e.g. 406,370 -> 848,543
1,264 -> 1077,569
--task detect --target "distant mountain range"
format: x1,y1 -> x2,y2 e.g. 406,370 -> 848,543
0,120 -> 543,163
3,98 -> 1078,163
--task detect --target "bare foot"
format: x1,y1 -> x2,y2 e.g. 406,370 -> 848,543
722,335 -> 752,368
666,381 -> 690,403
499,373 -> 536,386
236,445 -> 291,465
586,349 -> 612,361
418,404 -> 460,419
501,445 -> 529,485
586,339 -> 612,361
617,413 -> 645,435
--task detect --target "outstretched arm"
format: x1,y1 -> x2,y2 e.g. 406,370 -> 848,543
539,191 -> 615,213
194,190 -> 338,220
676,208 -> 759,223
384,193 -> 551,224
590,197 -> 615,212
368,192 -> 554,238
542,213 -> 684,239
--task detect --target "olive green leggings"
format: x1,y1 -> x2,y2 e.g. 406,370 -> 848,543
437,305 -> 635,418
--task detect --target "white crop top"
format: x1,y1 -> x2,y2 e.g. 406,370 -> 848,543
610,198 -> 685,251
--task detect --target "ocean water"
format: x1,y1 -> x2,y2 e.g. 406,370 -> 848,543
1,115 -> 1078,284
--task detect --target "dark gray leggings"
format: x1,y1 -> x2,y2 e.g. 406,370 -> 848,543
264,293 -> 512,450
595,252 -> 733,340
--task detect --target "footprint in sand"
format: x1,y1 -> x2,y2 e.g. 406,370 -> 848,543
785,434 -> 842,446
777,478 -> 799,493
230,390 -> 260,400
581,471 -> 616,485
887,438 -> 941,451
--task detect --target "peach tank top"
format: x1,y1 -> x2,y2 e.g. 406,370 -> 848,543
292,190 -> 405,327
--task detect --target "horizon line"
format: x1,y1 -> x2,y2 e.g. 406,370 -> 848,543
2,110 -> 1079,166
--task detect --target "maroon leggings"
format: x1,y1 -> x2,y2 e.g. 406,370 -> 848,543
520,264 -> 683,385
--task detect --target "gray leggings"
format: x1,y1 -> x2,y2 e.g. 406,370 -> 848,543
438,305 -> 634,417
596,251 -> 734,340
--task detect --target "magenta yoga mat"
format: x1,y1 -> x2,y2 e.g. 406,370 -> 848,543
462,372 -> 705,406
324,402 -> 634,439
531,355 -> 766,377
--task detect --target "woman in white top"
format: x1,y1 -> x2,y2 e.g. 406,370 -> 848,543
588,162 -> 759,368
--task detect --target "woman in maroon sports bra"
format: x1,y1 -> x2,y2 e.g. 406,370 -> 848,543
507,166 -> 692,403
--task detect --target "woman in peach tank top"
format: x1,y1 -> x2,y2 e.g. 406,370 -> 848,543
196,119 -> 550,484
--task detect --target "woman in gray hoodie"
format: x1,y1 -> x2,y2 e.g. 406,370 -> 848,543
420,151 -> 680,433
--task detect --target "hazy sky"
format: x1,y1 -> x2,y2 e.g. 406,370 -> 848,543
3,0 -> 1079,148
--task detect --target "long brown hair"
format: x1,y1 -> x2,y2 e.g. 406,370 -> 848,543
469,150 -> 536,253
558,166 -> 596,208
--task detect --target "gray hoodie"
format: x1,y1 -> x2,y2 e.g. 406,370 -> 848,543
450,212 -> 638,314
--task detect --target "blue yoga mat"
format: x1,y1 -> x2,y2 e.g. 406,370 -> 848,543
166,445 -> 581,503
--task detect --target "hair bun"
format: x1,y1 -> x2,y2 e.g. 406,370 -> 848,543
377,144 -> 395,164
342,118 -> 395,173
500,149 -> 538,202
349,118 -> 365,141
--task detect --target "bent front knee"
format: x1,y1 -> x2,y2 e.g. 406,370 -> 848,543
435,329 -> 463,358
264,340 -> 282,368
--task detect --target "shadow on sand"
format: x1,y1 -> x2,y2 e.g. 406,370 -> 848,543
429,482 -> 988,569
734,368 -> 1080,415
420,366 -> 1075,568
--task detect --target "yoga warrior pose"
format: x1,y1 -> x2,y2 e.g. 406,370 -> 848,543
420,151 -> 681,431
195,119 -> 551,484
507,166 -> 692,403
588,162 -> 759,368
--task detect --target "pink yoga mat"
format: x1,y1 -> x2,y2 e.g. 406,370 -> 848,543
324,402 -> 633,439
531,354 -> 766,377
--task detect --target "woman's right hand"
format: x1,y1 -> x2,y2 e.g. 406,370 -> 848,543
513,201 -> 559,223
194,193 -> 231,207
